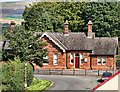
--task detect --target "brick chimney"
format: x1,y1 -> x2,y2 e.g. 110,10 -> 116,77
10,20 -> 15,29
64,20 -> 69,34
88,20 -> 92,38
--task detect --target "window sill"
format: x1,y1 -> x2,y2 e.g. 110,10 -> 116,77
80,64 -> 83,65
102,64 -> 106,65
54,64 -> 58,65
43,63 -> 49,65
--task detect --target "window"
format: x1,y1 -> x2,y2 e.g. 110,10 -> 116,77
43,53 -> 49,65
70,53 -> 74,64
102,57 -> 106,65
80,53 -> 84,65
75,53 -> 79,57
54,53 -> 58,65
98,57 -> 101,65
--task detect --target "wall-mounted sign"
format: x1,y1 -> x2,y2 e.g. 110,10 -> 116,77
84,58 -> 87,62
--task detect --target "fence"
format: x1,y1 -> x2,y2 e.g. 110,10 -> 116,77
34,69 -> 119,76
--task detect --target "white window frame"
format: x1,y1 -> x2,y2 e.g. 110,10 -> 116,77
43,53 -> 49,65
102,57 -> 106,65
70,53 -> 74,65
97,57 -> 101,65
54,53 -> 58,65
80,53 -> 83,65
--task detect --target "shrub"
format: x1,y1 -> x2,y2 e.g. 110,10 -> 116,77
2,56 -> 33,91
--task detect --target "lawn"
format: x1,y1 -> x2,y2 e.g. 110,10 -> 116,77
28,78 -> 52,91
0,17 -> 24,22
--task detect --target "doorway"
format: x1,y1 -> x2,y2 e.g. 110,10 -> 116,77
75,53 -> 79,68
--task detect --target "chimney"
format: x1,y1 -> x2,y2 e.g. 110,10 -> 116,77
64,20 -> 69,34
88,20 -> 92,38
10,20 -> 15,29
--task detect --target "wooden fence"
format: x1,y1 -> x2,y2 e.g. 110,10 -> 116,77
34,69 -> 119,76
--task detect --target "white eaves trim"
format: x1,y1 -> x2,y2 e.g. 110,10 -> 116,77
40,32 -> 66,53
52,34 -> 68,50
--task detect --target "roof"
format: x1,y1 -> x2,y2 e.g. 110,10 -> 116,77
93,71 -> 120,90
2,32 -> 119,55
36,32 -> 119,55
92,37 -> 118,55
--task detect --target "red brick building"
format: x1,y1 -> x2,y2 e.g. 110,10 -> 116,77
2,20 -> 119,70
34,20 -> 119,70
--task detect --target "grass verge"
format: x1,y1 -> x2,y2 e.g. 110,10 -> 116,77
28,78 -> 52,91
0,17 -> 24,22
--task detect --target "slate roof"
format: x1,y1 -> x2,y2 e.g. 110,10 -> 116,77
36,32 -> 119,55
92,38 -> 118,55
2,32 -> 119,55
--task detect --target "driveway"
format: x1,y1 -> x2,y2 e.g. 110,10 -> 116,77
34,75 -> 100,91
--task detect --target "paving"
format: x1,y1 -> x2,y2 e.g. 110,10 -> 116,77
34,75 -> 101,91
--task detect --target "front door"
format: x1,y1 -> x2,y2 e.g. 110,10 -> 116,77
75,57 -> 79,68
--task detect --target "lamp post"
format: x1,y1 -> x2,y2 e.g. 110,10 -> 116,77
25,63 -> 27,92
113,44 -> 117,75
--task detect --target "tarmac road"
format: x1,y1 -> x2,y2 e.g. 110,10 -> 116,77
34,75 -> 100,91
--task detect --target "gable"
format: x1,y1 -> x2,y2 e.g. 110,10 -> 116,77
40,32 -> 66,53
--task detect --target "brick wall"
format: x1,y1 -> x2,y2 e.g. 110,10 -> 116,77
66,51 -> 91,69
91,56 -> 116,70
34,36 -> 116,70
34,36 -> 66,69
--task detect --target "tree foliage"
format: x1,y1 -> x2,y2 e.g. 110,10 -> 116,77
23,2 -> 88,32
82,2 -> 120,39
3,26 -> 48,66
23,2 -> 120,40
2,56 -> 33,91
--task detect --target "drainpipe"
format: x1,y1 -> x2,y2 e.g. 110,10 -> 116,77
90,56 -> 92,70
66,51 -> 68,69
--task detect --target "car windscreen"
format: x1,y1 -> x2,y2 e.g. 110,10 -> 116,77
103,73 -> 112,76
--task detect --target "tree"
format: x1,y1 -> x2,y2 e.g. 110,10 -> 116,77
56,2 -> 88,32
82,2 -> 120,40
2,56 -> 33,91
23,2 -> 88,32
3,26 -> 48,66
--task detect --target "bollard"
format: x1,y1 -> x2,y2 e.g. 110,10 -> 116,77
98,70 -> 99,76
85,69 -> 86,75
61,69 -> 63,75
73,69 -> 75,75
49,69 -> 51,75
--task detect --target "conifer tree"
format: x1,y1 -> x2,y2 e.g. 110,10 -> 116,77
82,2 -> 120,40
23,2 -> 87,32
3,26 -> 48,66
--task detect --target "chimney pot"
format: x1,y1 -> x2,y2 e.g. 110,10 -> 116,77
10,20 -> 15,32
64,20 -> 69,25
88,20 -> 92,38
11,20 -> 15,25
88,21 -> 92,25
